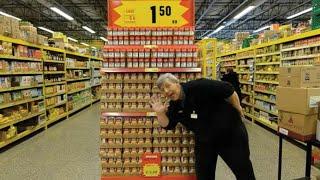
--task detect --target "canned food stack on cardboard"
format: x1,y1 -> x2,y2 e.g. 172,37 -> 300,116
277,66 -> 320,141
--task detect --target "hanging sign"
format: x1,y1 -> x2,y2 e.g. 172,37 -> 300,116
141,153 -> 161,177
108,0 -> 194,27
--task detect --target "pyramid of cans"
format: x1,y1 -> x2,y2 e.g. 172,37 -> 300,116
100,26 -> 200,176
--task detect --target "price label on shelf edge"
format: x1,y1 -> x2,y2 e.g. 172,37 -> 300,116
142,153 -> 161,177
108,0 -> 194,28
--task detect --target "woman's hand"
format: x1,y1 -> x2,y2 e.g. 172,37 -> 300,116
149,95 -> 169,113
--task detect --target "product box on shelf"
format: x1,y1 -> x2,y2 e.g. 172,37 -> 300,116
278,110 -> 317,140
276,87 -> 320,115
279,66 -> 320,88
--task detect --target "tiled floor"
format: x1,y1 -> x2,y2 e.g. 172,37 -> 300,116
0,103 -> 314,180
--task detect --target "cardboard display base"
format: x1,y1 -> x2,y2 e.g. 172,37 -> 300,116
101,176 -> 197,180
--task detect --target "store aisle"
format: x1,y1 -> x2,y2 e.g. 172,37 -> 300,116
0,103 -> 313,180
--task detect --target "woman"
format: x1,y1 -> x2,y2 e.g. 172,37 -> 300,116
221,67 -> 242,101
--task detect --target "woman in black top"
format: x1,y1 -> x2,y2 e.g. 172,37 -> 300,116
222,67 -> 242,101
150,73 -> 255,180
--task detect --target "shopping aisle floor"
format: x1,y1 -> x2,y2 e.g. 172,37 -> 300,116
0,103 -> 313,180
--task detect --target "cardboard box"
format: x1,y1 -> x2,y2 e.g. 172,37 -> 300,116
279,66 -> 320,88
277,87 -> 320,115
278,111 -> 317,137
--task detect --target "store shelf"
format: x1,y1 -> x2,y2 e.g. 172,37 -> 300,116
66,67 -> 90,70
244,112 -> 255,119
240,81 -> 253,85
0,35 -> 41,48
237,64 -> 253,67
254,105 -> 278,116
254,89 -> 277,95
90,57 -> 103,61
43,60 -> 65,64
237,71 -> 251,74
281,43 -> 320,52
66,51 -> 90,58
47,113 -> 68,126
255,62 -> 280,66
45,92 -> 66,98
100,68 -> 202,73
241,91 -> 252,96
46,101 -> 67,110
0,124 -> 45,149
67,87 -> 91,95
254,96 -> 276,104
255,71 -> 279,75
66,77 -> 91,82
44,71 -> 65,75
224,64 -> 236,67
237,56 -> 254,60
242,101 -> 253,107
281,54 -> 319,61
0,111 -> 45,129
42,46 -> 65,53
93,76 -> 102,78
256,52 -> 280,57
0,72 -> 43,75
68,101 -> 92,115
253,116 -> 278,131
101,112 -> 157,117
219,59 -> 236,62
93,67 -> 102,69
0,55 -> 42,62
255,80 -> 279,85
0,96 -> 44,109
45,81 -> 66,86
0,84 -> 43,93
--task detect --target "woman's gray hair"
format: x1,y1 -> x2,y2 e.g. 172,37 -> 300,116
156,73 -> 179,88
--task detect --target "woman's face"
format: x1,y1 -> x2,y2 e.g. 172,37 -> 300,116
160,80 -> 181,101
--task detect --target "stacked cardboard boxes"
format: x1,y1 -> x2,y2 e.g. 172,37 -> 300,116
277,66 -> 320,141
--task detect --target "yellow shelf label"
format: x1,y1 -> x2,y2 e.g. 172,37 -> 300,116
109,0 -> 194,27
143,164 -> 161,177
145,68 -> 159,72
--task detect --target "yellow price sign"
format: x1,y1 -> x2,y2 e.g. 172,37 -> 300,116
145,68 -> 159,72
143,164 -> 161,177
108,0 -> 194,28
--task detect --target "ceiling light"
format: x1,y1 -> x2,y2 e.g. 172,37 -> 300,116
287,8 -> 312,19
233,6 -> 256,20
67,37 -> 78,42
82,26 -> 96,34
0,11 -> 21,21
38,27 -> 54,34
253,25 -> 270,33
50,7 -> 74,21
100,37 -> 108,42
91,46 -> 97,49
81,42 -> 89,46
207,25 -> 226,37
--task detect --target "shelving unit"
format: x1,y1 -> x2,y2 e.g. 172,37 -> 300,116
215,29 -> 320,131
0,35 -> 102,149
0,36 -> 45,148
43,48 -> 67,127
66,52 -> 93,116
90,56 -> 103,101
196,38 -> 217,79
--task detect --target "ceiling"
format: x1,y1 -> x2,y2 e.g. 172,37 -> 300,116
0,0 -> 312,40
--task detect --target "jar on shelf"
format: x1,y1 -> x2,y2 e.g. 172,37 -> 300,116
175,58 -> 181,68
181,58 -> 187,68
127,58 -> 133,68
151,58 -> 157,68
133,58 -> 139,68
157,58 -> 163,68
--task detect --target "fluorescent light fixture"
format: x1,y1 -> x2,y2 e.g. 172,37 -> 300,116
0,11 -> 21,21
81,42 -> 89,46
253,25 -> 270,33
38,27 -> 54,34
50,7 -> 74,21
67,37 -> 78,42
100,36 -> 108,42
82,26 -> 96,34
207,25 -> 226,37
233,6 -> 256,20
91,46 -> 97,49
287,8 -> 312,19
